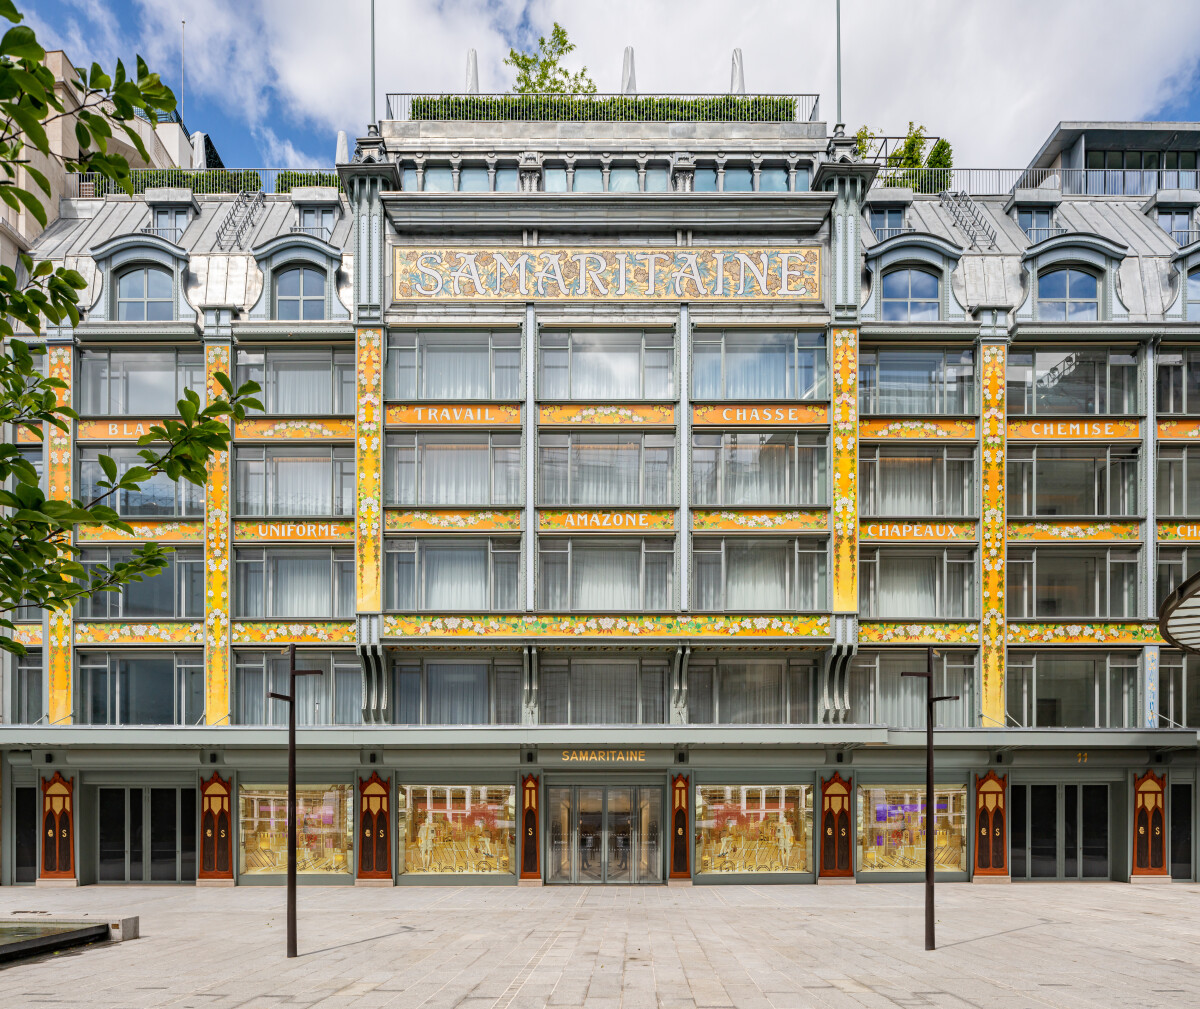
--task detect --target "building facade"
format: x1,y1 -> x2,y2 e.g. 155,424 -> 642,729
1,98 -> 1197,887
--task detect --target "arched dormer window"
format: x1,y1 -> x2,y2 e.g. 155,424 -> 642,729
881,268 -> 939,322
275,266 -> 326,321
1187,269 -> 1200,317
116,265 -> 173,321
1037,268 -> 1097,322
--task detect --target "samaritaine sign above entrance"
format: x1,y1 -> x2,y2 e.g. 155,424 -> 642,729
394,247 -> 821,301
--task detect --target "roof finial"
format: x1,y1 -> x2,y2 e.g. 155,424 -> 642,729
730,48 -> 745,94
622,46 -> 637,95
466,48 -> 480,94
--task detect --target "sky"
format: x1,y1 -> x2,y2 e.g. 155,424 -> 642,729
24,0 -> 1200,170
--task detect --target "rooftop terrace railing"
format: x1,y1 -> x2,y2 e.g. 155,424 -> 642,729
65,168 -> 343,198
874,167 -> 1200,197
385,92 -> 821,123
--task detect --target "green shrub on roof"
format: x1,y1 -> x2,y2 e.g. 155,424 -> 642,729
409,94 -> 798,122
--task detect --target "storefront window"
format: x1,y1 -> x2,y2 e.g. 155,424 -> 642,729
397,785 -> 516,874
856,785 -> 967,873
694,785 -> 812,874
238,784 -> 353,875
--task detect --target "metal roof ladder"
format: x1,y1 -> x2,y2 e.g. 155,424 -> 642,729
215,189 -> 265,251
938,190 -> 997,249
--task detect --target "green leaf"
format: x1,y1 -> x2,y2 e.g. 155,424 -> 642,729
0,25 -> 43,61
0,1 -> 22,25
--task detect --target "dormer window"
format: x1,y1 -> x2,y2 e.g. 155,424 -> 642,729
1037,268 -> 1097,322
152,208 -> 188,243
298,206 -> 335,240
881,268 -> 939,322
1159,209 -> 1194,246
116,265 -> 173,321
275,266 -> 326,321
1018,208 -> 1058,243
869,207 -> 906,241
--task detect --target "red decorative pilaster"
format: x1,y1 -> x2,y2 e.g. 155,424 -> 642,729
358,773 -> 391,879
39,772 -> 74,879
199,773 -> 234,880
1133,770 -> 1168,877
973,770 -> 1008,877
669,773 -> 690,879
520,774 -> 540,879
819,772 -> 853,877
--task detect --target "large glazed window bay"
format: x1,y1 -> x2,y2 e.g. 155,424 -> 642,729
398,785 -> 516,875
694,785 -> 812,874
238,784 -> 353,875
856,785 -> 968,872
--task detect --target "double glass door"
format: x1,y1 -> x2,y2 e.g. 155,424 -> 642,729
547,785 -> 662,884
1010,783 -> 1109,879
98,786 -> 197,883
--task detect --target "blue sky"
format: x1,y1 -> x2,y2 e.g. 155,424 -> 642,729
25,0 -> 1200,169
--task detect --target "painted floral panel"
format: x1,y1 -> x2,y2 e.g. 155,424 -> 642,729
1007,622 -> 1163,646
1006,521 -> 1140,542
386,403 -> 521,426
1157,420 -> 1200,441
859,622 -> 981,645
47,345 -> 72,723
691,510 -> 828,532
233,520 -> 355,542
859,521 -> 977,542
691,404 -> 829,426
1007,419 -> 1140,440
980,344 -> 1007,727
539,404 -> 674,426
382,614 -> 832,640
204,344 -> 232,725
78,520 -> 204,543
384,510 -> 523,533
235,417 -> 355,440
75,622 -> 204,646
231,621 -> 358,645
356,329 -> 383,612
858,418 -> 977,440
538,510 -> 676,532
76,419 -> 169,441
831,329 -> 858,611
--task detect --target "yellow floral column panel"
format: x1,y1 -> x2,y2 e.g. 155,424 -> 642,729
356,329 -> 383,611
204,345 -> 232,724
981,343 -> 1007,727
831,328 -> 858,611
46,345 -> 73,724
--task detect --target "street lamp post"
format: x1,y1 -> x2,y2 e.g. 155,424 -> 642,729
268,643 -> 324,958
902,646 -> 959,952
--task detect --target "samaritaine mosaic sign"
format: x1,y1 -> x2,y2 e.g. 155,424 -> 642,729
394,248 -> 821,301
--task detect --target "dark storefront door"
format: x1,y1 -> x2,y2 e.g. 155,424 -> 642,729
1170,783 -> 1193,880
1010,783 -> 1109,880
546,784 -> 662,884
97,786 -> 197,883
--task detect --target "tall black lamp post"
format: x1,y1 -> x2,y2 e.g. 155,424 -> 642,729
902,646 -> 959,952
268,643 -> 324,958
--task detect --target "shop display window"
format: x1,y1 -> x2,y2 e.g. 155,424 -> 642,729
856,785 -> 967,873
238,784 -> 352,875
398,785 -> 516,875
694,785 -> 812,874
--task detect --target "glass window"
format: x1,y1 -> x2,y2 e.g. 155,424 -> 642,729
79,446 -> 203,517
1006,651 -> 1137,728
693,432 -> 828,507
644,168 -> 669,192
1007,546 -> 1138,619
385,330 -> 520,401
14,649 -> 42,724
298,205 -> 335,238
1006,348 -> 1137,415
386,432 -> 520,507
1006,445 -> 1138,518
116,265 -> 174,322
494,167 -> 518,192
537,538 -> 673,612
238,784 -> 352,875
693,538 -> 827,611
391,658 -> 521,726
235,445 -> 355,518
398,785 -> 515,875
608,167 -> 638,192
78,348 -> 203,416
1158,209 -> 1193,245
1158,651 -> 1200,728
543,167 -> 567,192
692,330 -> 827,401
1018,207 -> 1055,242
77,651 -> 203,725
694,785 -> 812,874
860,444 -> 975,518
724,168 -> 752,191
536,657 -> 669,725
684,659 -> 816,725
77,548 -> 203,620
880,268 -> 939,322
759,168 -> 788,192
859,548 -> 976,619
458,167 -> 489,192
856,785 -> 968,873
234,650 -> 362,725
1037,268 -> 1098,322
275,266 -> 326,321
384,538 -> 519,611
539,330 -> 674,400
858,348 -> 974,414
540,432 -> 673,506
1157,545 -> 1200,612
423,167 -> 453,192
1157,349 -> 1200,413
234,547 -> 355,619
847,650 -> 975,727
693,168 -> 718,192
236,347 -> 353,415
869,207 -> 905,240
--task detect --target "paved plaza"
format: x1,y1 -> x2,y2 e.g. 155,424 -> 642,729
0,882 -> 1195,1008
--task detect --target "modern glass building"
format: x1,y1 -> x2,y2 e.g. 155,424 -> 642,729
1,98 -> 1196,886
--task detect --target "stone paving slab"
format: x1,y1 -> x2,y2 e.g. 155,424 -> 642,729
0,883 -> 1196,1008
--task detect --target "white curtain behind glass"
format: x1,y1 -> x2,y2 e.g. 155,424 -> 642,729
718,662 -> 782,723
877,553 -> 937,617
725,337 -> 789,399
424,544 -> 487,609
421,438 -> 489,504
877,456 -> 935,515
571,438 -> 639,504
726,542 -> 788,609
270,355 -> 329,414
271,554 -> 331,617
877,352 -> 939,413
572,545 -> 639,609
427,663 -> 488,724
271,453 -> 331,515
571,662 -> 637,723
572,339 -> 640,399
423,344 -> 489,398
725,435 -> 790,505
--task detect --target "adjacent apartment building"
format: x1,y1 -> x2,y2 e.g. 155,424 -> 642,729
1,87 -> 1196,887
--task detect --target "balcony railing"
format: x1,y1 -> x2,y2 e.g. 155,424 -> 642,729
870,226 -> 916,241
385,92 -> 821,123
140,226 -> 183,243
1022,226 -> 1069,243
66,168 -> 342,198
874,167 -> 1200,197
1166,228 -> 1200,246
290,225 -> 331,240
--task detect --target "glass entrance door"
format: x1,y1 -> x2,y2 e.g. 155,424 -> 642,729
545,784 -> 662,883
97,786 -> 197,883
1010,783 -> 1109,880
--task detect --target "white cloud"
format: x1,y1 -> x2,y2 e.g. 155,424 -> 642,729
32,0 -> 1200,166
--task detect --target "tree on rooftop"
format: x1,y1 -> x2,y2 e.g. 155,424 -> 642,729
505,22 -> 597,95
856,121 -> 954,193
0,0 -> 259,656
